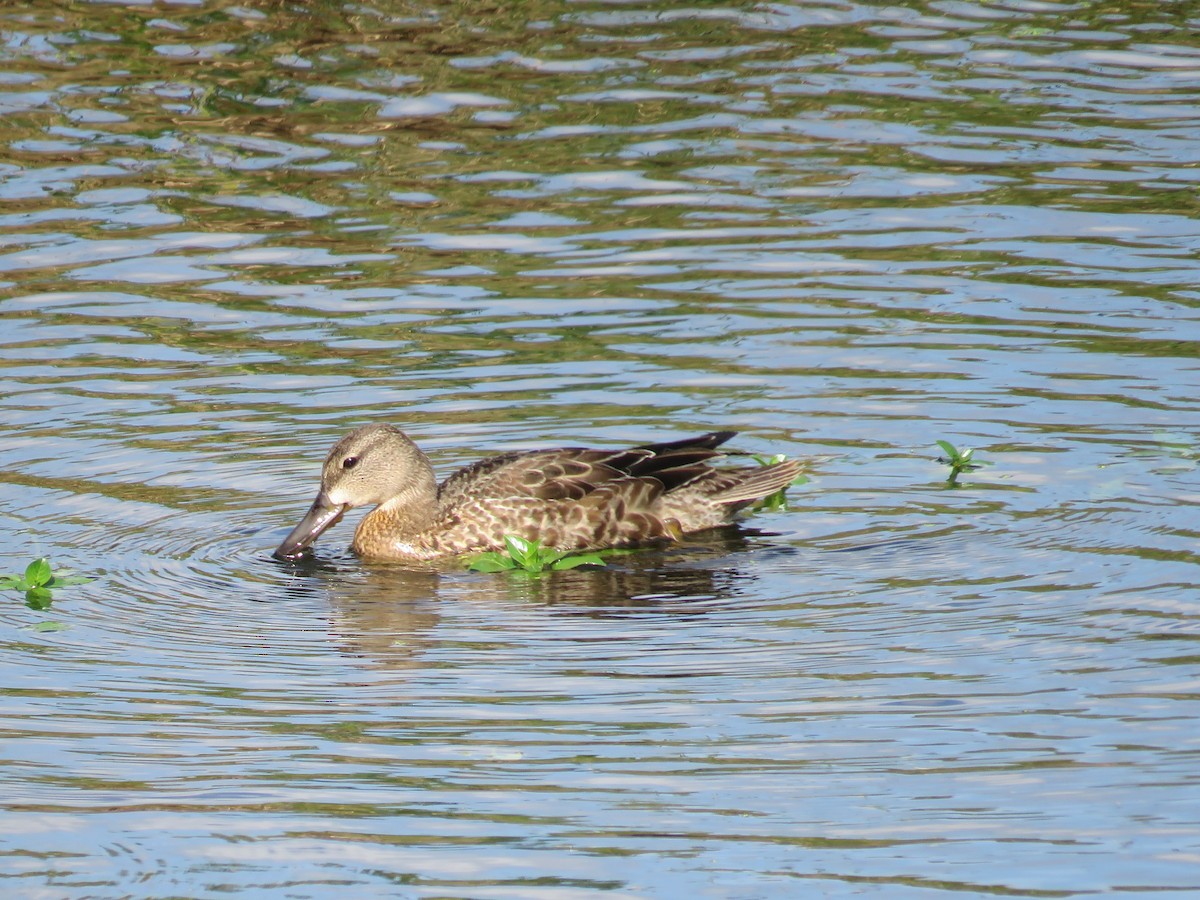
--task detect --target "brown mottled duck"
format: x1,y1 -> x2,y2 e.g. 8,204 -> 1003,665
273,424 -> 801,563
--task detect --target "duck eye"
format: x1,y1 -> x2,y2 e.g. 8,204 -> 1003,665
342,456 -> 360,470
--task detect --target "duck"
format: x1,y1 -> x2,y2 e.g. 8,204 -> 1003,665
273,424 -> 802,563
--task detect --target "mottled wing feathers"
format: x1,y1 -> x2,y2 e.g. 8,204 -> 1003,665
421,431 -> 800,555
437,432 -> 742,510
438,448 -> 655,507
574,478 -> 677,546
436,450 -> 527,507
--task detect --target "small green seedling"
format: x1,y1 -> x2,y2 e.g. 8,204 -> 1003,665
1,557 -> 93,610
751,453 -> 810,511
936,440 -> 986,487
466,535 -> 607,574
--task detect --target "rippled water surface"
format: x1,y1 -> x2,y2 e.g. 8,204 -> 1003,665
3,1 -> 1200,897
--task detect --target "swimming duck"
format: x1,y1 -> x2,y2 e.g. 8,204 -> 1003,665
273,424 -> 802,562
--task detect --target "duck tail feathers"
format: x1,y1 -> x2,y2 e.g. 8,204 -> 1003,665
713,459 -> 803,505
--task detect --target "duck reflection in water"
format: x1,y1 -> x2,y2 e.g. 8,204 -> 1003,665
288,529 -> 782,671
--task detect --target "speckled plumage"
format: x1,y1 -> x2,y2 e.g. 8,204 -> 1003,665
273,425 -> 802,562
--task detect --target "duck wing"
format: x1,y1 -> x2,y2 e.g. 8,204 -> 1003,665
437,447 -> 646,508
436,431 -> 740,509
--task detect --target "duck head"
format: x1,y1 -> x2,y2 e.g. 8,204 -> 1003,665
273,423 -> 436,560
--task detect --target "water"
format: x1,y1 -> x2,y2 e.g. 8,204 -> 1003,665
2,1 -> 1199,897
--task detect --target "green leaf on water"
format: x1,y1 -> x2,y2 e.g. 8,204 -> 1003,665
551,553 -> 607,570
25,557 -> 52,588
48,573 -> 94,587
31,620 -> 68,632
752,452 -> 788,466
466,554 -> 518,573
935,439 -> 959,461
757,491 -> 789,512
502,535 -> 538,570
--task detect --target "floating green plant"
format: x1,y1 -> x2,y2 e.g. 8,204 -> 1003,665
936,440 -> 987,487
751,453 -> 810,511
466,535 -> 607,574
1,557 -> 93,610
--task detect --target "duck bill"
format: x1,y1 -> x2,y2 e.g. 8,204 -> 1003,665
273,493 -> 347,560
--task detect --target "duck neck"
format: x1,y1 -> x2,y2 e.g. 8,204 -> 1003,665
353,469 -> 439,554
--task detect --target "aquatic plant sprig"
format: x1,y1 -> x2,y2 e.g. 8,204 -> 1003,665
936,440 -> 989,487
466,535 -> 607,574
1,557 -> 93,610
